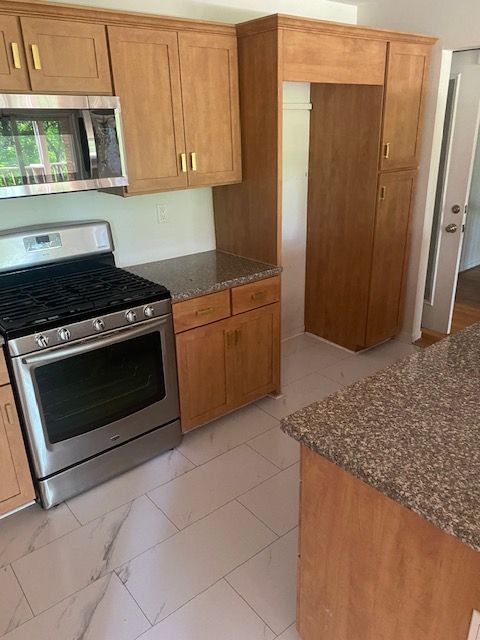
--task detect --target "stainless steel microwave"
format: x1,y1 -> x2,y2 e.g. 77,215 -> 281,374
0,94 -> 128,198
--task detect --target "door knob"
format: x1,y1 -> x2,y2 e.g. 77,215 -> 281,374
445,223 -> 458,233
451,204 -> 461,214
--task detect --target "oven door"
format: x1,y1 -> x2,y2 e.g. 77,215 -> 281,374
11,315 -> 179,480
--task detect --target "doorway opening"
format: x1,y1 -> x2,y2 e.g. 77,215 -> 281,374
418,49 -> 480,347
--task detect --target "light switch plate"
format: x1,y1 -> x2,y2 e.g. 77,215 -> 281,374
467,610 -> 480,640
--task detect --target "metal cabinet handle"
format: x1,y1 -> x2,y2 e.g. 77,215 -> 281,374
180,153 -> 187,173
31,44 -> 42,70
191,152 -> 197,172
380,186 -> 387,201
11,42 -> 21,69
383,142 -> 390,159
195,307 -> 214,317
4,403 -> 15,426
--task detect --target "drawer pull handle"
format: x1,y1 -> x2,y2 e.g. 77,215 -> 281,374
11,42 -> 21,69
31,44 -> 42,70
383,142 -> 390,159
251,291 -> 266,301
196,307 -> 214,316
380,186 -> 387,201
191,152 -> 197,172
180,153 -> 187,173
4,403 -> 15,426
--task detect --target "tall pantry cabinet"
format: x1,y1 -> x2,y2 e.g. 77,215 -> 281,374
213,16 -> 435,351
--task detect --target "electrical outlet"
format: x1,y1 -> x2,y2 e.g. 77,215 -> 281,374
467,610 -> 480,640
156,204 -> 168,224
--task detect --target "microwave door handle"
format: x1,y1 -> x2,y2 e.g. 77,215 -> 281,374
81,109 -> 98,178
20,317 -> 170,368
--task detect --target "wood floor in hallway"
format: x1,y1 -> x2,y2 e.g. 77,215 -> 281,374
417,265 -> 480,347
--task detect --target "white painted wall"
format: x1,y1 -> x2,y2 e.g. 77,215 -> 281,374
62,0 -> 356,24
282,83 -> 311,339
461,134 -> 480,272
0,189 -> 216,267
0,0 -> 356,269
355,0 -> 480,340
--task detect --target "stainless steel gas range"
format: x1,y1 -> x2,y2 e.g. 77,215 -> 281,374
0,221 -> 181,508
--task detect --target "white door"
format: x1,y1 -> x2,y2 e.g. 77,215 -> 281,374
423,51 -> 480,334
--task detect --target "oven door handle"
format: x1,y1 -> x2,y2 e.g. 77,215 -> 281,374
20,317 -> 170,367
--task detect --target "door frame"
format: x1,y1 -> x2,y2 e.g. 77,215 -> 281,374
409,47 -> 480,342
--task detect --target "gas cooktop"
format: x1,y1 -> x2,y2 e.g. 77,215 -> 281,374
0,260 -> 169,339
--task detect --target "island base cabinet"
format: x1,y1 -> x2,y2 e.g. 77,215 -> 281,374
176,303 -> 280,432
297,446 -> 480,640
0,385 -> 35,516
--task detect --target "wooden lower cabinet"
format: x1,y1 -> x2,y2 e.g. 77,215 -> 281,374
175,317 -> 233,432
298,446 -> 480,640
176,302 -> 280,432
231,304 -> 280,406
365,170 -> 416,347
0,384 -> 35,516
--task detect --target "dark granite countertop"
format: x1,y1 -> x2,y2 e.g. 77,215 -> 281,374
281,324 -> 480,551
126,250 -> 281,302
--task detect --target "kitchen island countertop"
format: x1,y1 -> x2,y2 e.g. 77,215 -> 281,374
126,250 -> 281,302
282,324 -> 480,551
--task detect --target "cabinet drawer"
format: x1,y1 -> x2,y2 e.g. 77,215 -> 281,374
231,276 -> 280,315
173,290 -> 231,333
0,350 -> 9,387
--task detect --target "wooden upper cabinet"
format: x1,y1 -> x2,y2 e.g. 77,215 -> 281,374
365,170 -> 416,347
0,384 -> 35,516
108,26 -> 187,194
0,15 -> 29,91
381,41 -> 430,171
283,30 -> 386,85
20,17 -> 112,94
178,32 -> 241,187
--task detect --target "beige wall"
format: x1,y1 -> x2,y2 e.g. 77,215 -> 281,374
356,0 -> 480,340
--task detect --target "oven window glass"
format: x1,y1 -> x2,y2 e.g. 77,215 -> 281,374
0,110 -> 87,188
34,333 -> 166,444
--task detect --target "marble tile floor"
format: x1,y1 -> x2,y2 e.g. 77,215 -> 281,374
0,333 -> 419,640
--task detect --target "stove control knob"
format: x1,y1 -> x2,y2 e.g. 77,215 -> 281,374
144,305 -> 155,318
58,328 -> 71,342
35,334 -> 49,349
126,310 -> 137,324
93,318 -> 105,332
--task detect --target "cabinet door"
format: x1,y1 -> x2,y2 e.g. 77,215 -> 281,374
176,317 -> 235,432
178,32 -> 241,187
380,42 -> 430,171
0,385 -> 35,516
108,27 -> 188,194
20,17 -> 112,93
232,303 -> 280,406
0,15 -> 29,91
365,171 -> 416,347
